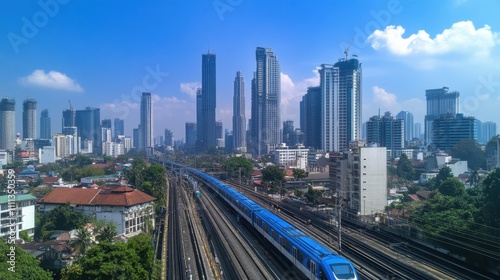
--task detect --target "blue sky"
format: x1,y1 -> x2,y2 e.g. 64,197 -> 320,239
2,0 -> 500,141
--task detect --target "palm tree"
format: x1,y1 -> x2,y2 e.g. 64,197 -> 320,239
466,169 -> 480,187
98,224 -> 117,243
71,227 -> 94,257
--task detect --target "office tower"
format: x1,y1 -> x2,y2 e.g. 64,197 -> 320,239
250,47 -> 281,156
140,92 -> 153,152
216,121 -> 223,148
62,126 -> 79,155
133,127 -> 140,149
396,111 -> 414,143
40,109 -> 51,139
185,122 -> 197,150
425,87 -> 460,145
164,129 -> 173,147
481,121 -> 497,144
300,86 -> 321,149
232,71 -> 246,152
196,88 -> 202,149
366,112 -> 404,151
319,57 -> 362,152
283,120 -> 294,147
197,52 -> 217,151
23,98 -> 37,139
432,113 -> 478,151
101,119 -> 112,129
0,97 -> 15,150
62,108 -> 75,128
114,118 -> 124,139
75,107 -> 100,151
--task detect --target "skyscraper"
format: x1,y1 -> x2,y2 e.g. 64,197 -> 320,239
185,122 -> 197,151
197,52 -> 217,151
101,119 -> 112,129
140,92 -> 153,152
0,97 -> 15,150
40,109 -> 51,139
300,86 -> 321,149
283,120 -> 294,146
319,58 -> 362,152
114,118 -> 124,139
75,107 -> 100,151
432,113 -> 477,151
22,98 -> 37,139
425,87 -> 459,145
481,121 -> 497,144
164,129 -> 173,147
250,47 -> 281,156
62,108 -> 75,128
232,71 -> 246,152
396,111 -> 414,143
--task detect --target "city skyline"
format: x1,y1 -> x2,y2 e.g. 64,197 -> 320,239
2,1 -> 500,141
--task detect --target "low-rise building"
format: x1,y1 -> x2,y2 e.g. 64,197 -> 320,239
0,194 -> 36,239
38,186 -> 155,236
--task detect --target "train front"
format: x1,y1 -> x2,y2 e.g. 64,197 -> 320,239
322,256 -> 358,280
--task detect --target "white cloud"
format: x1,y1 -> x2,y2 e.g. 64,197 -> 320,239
180,82 -> 201,99
19,70 -> 84,92
368,21 -> 499,57
365,86 -> 426,122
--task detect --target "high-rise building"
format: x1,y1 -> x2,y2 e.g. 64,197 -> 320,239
300,86 -> 322,149
114,118 -> 124,139
425,87 -> 459,145
23,98 -> 37,140
197,52 -> 217,152
366,112 -> 404,151
75,107 -> 100,151
101,119 -> 112,129
185,122 -> 197,151
0,97 -> 15,150
432,113 -> 478,151
62,108 -> 75,128
396,111 -> 414,143
164,129 -> 173,147
62,126 -> 79,155
215,121 -> 223,148
250,47 -> 281,156
140,92 -> 153,152
232,71 -> 246,152
414,123 -> 422,141
481,121 -> 497,144
319,58 -> 362,152
40,109 -> 51,139
283,120 -> 294,147
133,127 -> 140,149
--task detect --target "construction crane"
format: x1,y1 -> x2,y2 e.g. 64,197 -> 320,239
68,99 -> 73,110
344,39 -> 353,61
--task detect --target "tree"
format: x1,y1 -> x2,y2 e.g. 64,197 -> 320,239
74,165 -> 104,181
480,168 -> 500,228
97,224 -> 117,243
261,165 -> 285,193
0,240 -> 53,280
19,230 -> 32,242
431,166 -> 453,191
36,203 -> 89,241
438,178 -> 466,197
466,169 -> 480,187
71,227 -> 94,257
450,139 -> 486,170
127,233 -> 155,276
292,169 -> 308,181
222,156 -> 253,181
305,186 -> 322,206
396,154 -> 415,181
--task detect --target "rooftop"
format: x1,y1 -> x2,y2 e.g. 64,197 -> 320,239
0,194 -> 36,204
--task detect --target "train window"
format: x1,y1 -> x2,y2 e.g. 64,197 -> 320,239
282,238 -> 290,251
296,249 -> 304,263
329,264 -> 355,279
310,261 -> 316,279
263,222 -> 268,232
271,229 -> 276,240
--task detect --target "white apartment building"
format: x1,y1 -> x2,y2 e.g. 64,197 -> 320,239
0,194 -> 36,239
330,141 -> 387,217
272,143 -> 309,169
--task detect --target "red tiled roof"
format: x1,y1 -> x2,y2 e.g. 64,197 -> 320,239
38,186 -> 155,207
409,194 -> 420,201
252,170 -> 262,176
416,191 -> 431,200
43,177 -> 60,184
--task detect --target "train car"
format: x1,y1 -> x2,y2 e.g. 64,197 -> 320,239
161,160 -> 358,280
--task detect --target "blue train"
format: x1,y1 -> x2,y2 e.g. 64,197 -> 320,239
164,160 -> 358,280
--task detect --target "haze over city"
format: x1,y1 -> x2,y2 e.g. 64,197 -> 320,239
2,0 -> 500,141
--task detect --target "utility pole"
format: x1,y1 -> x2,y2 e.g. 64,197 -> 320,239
337,191 -> 343,254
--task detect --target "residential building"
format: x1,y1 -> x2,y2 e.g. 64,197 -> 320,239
300,86 -> 321,149
38,186 -> 155,236
396,111 -> 414,143
0,194 -> 36,239
0,97 -> 15,150
425,87 -> 460,144
40,109 -> 51,139
319,58 -> 362,152
250,47 -> 281,156
366,111 -> 404,157
329,141 -> 387,218
23,98 -> 37,140
62,126 -> 79,155
232,71 -> 246,152
271,143 -> 309,169
39,146 -> 56,164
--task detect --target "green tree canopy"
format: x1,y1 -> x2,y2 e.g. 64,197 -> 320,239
36,203 -> 89,241
480,167 -> 500,228
292,169 -> 309,181
222,156 -> 253,181
261,165 -> 285,193
450,138 -> 486,170
431,166 -> 454,191
438,178 -> 466,197
396,153 -> 415,181
305,186 -> 322,206
0,240 -> 53,280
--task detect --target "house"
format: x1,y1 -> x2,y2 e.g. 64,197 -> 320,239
18,240 -> 74,271
37,185 -> 156,237
42,176 -> 62,187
